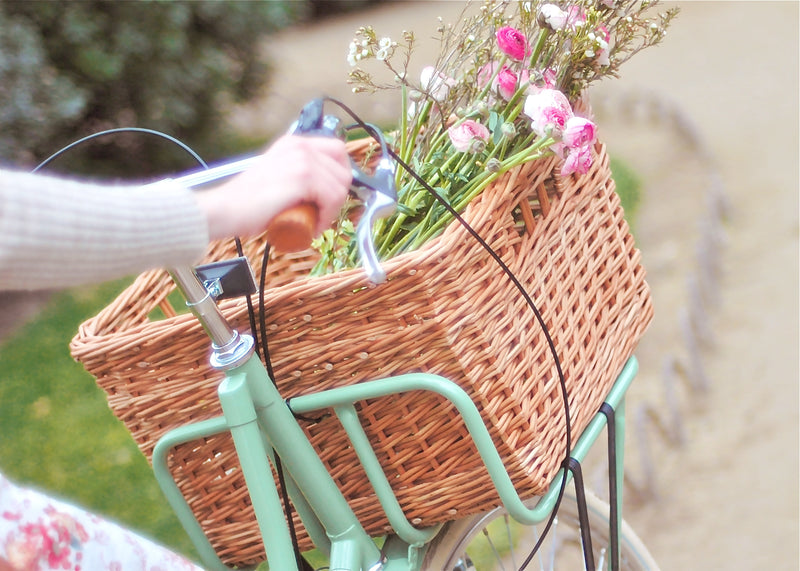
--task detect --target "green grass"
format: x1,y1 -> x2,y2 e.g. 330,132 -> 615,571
0,280 -> 200,562
610,155 -> 642,231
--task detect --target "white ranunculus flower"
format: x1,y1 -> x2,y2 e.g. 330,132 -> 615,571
420,66 -> 454,102
540,4 -> 568,30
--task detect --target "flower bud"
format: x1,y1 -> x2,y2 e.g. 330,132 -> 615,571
486,158 -> 502,173
470,139 -> 486,154
501,122 -> 517,139
474,100 -> 490,119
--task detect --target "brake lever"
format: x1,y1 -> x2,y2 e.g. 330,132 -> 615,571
291,98 -> 397,283
166,99 -> 397,284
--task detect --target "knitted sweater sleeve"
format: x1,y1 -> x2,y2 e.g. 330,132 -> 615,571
0,169 -> 209,291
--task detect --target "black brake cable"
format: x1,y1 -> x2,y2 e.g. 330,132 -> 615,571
32,127 -> 209,173
387,140 -> 571,571
257,97 -> 573,569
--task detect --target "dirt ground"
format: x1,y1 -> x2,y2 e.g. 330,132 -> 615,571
231,2 -> 799,568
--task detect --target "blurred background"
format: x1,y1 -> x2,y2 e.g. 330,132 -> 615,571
1,1 -> 797,569
0,0 -> 385,175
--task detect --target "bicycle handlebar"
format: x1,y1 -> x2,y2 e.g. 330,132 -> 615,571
264,202 -> 319,253
169,98 -> 396,284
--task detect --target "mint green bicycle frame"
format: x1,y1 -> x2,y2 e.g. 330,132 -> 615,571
153,265 -> 635,571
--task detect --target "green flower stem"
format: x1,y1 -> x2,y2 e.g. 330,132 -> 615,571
399,85 -> 409,164
405,170 -> 498,250
378,147 -> 474,255
421,124 -> 453,165
529,28 -> 551,69
404,140 -> 554,250
505,92 -> 528,124
377,187 -> 426,254
403,99 -> 433,165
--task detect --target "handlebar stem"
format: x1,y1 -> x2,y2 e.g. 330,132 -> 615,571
169,265 -> 255,370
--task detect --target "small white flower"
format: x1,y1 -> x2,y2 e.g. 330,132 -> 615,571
375,37 -> 393,60
347,42 -> 359,66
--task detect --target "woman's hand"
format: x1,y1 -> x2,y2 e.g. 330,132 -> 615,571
195,134 -> 352,241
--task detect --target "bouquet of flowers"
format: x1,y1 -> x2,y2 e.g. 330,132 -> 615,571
312,0 -> 677,275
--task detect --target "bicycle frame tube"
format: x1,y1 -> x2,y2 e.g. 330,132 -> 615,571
160,265 -> 383,571
289,357 -> 636,529
155,355 -> 635,570
154,355 -> 390,571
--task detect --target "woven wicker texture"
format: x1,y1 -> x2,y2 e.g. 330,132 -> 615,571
70,139 -> 652,567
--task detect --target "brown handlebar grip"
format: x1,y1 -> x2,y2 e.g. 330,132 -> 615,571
264,203 -> 319,252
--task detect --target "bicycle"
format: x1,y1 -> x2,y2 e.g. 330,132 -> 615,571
69,98 -> 658,571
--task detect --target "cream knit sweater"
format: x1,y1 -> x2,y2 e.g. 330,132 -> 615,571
0,169 -> 209,291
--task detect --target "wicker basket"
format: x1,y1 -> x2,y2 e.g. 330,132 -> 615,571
70,139 -> 652,568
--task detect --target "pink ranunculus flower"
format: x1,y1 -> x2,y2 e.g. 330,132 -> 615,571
561,144 -> 594,176
528,68 -> 558,97
480,62 -> 528,101
448,120 -> 490,153
563,116 -> 597,150
523,88 -> 574,139
493,66 -> 520,100
542,67 -> 557,89
496,26 -> 529,61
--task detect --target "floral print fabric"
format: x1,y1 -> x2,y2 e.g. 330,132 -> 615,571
0,473 -> 204,571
